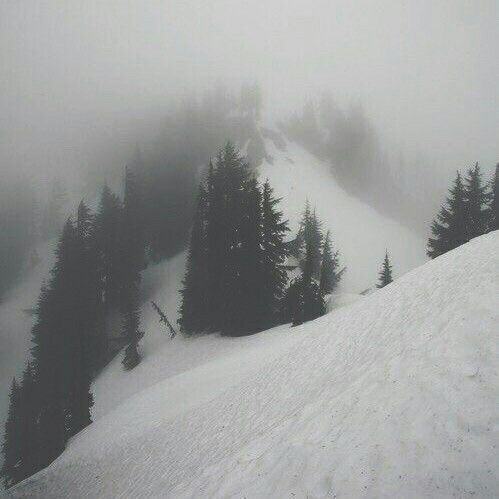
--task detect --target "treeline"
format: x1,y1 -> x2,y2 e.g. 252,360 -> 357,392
427,163 -> 498,258
1,167 -> 145,488
179,143 -> 345,336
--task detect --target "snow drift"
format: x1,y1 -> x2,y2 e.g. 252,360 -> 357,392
10,231 -> 499,498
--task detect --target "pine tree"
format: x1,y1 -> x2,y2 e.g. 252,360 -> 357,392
1,363 -> 41,487
121,289 -> 143,370
119,166 -> 146,368
1,378 -> 22,488
377,251 -> 393,288
30,216 -> 95,465
178,184 -> 209,334
93,185 -> 122,313
31,221 -> 78,465
463,162 -> 490,240
260,179 -> 289,328
236,177 -> 263,334
489,163 -> 499,231
427,172 -> 467,258
41,177 -> 67,240
319,230 -> 343,294
204,143 -> 253,335
66,202 -> 96,434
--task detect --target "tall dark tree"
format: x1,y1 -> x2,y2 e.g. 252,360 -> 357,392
427,172 -> 467,258
204,143 -> 253,334
66,202 -> 96,433
121,289 -> 143,370
260,179 -> 289,327
93,185 -> 122,314
319,230 -> 343,294
30,215 -> 96,466
178,184 -> 209,334
119,166 -> 146,368
31,221 -> 78,465
1,378 -> 22,488
377,251 -> 393,288
463,162 -> 490,240
489,163 -> 499,231
236,177 -> 263,333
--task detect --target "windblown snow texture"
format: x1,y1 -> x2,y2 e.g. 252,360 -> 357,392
9,231 -> 499,498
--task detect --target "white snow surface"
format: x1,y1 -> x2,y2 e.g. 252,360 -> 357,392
9,231 -> 499,498
260,137 -> 427,292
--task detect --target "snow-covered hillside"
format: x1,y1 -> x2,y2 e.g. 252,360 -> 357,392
10,232 -> 499,498
259,134 -> 427,292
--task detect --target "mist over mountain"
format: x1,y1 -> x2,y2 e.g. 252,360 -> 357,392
1,1 -> 498,495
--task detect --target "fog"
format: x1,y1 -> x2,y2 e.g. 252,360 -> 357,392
0,1 -> 498,484
1,0 -> 498,186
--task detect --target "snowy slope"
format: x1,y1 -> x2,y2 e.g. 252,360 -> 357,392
10,232 -> 499,498
259,135 -> 427,292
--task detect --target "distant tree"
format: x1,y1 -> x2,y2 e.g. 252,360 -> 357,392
292,201 -> 323,278
41,177 -> 67,240
489,163 -> 499,232
319,230 -> 343,294
463,163 -> 490,240
377,251 -> 393,288
427,172 -> 467,258
285,208 -> 325,326
260,179 -> 289,327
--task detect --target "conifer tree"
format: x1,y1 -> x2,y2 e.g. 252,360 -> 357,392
463,162 -> 490,240
427,172 -> 467,258
121,289 -> 143,370
319,230 -> 343,294
260,179 -> 289,327
1,379 -> 22,488
178,184 -> 209,334
94,185 -> 123,314
377,251 -> 393,288
236,177 -> 263,333
489,163 -> 499,231
119,166 -> 146,368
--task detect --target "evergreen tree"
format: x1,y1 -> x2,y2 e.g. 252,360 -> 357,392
119,166 -> 146,368
427,172 -> 467,258
204,143 -> 253,335
489,163 -> 499,231
260,179 -> 289,327
121,290 -> 143,370
41,177 -> 67,240
236,177 -> 263,333
1,379 -> 22,488
16,363 -> 39,481
66,202 -> 96,433
377,250 -> 393,288
319,230 -> 343,294
92,185 -> 123,359
463,162 -> 490,240
30,216 -> 95,465
178,184 -> 209,334
1,363 -> 41,487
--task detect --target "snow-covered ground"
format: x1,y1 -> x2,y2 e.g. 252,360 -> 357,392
10,232 -> 499,498
260,136 -> 427,293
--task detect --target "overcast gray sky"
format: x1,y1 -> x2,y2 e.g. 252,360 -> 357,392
1,0 -> 498,183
